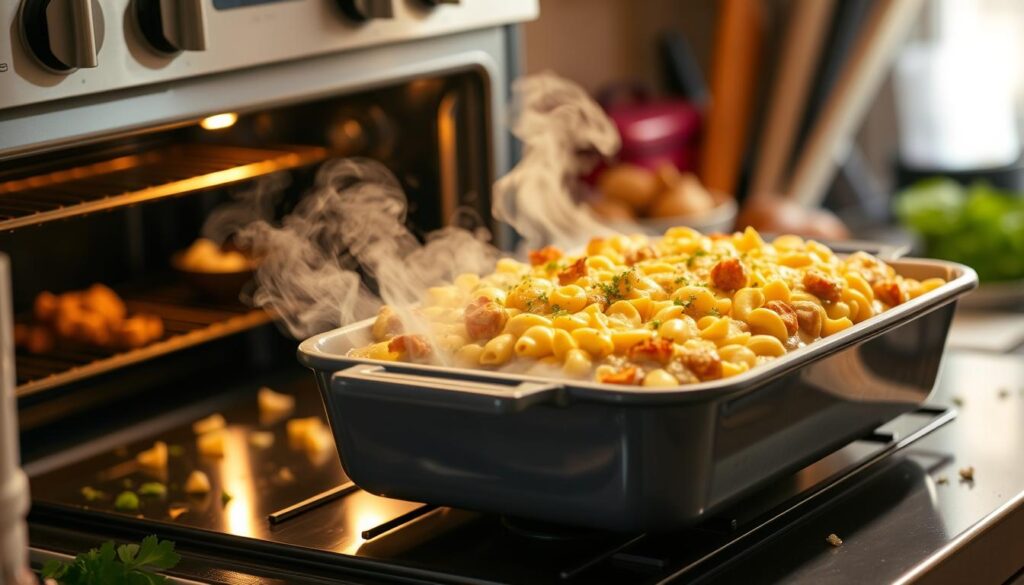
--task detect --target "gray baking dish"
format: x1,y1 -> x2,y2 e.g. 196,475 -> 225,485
298,258 -> 977,531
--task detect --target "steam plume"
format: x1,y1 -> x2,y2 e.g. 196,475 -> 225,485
233,159 -> 497,339
493,71 -> 621,249
214,73 -> 620,339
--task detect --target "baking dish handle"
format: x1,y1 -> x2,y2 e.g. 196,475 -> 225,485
331,364 -> 563,415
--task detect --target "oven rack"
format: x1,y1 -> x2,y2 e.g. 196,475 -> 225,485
0,143 -> 328,231
14,282 -> 271,398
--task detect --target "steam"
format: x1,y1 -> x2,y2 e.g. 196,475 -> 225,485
232,160 -> 497,339
209,73 -> 621,340
493,71 -> 621,249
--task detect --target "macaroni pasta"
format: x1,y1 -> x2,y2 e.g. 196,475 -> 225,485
351,227 -> 944,387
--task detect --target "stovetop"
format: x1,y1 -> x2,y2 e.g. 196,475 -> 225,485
26,350 -> 1024,584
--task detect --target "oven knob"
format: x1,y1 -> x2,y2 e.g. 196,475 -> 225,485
336,0 -> 395,22
134,0 -> 208,54
18,0 -> 104,73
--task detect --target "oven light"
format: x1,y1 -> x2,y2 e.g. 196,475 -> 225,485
200,112 -> 239,131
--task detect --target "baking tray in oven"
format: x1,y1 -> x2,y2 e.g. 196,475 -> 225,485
298,258 -> 976,531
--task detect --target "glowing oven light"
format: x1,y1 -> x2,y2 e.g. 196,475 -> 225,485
200,112 -> 239,131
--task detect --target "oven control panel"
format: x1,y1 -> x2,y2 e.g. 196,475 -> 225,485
0,0 -> 537,111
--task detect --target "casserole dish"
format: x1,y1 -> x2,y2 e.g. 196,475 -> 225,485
298,258 -> 976,531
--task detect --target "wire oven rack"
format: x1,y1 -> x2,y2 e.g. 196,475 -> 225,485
14,283 -> 271,398
0,143 -> 328,231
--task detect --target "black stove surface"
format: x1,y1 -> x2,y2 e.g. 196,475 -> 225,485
27,351 -> 1024,584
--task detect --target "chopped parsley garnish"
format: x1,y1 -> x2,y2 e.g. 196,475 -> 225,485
545,261 -> 562,272
674,294 -> 697,309
598,269 -> 634,304
550,304 -> 569,317
42,535 -> 181,585
649,320 -> 661,330
687,250 -> 708,267
709,307 -> 722,317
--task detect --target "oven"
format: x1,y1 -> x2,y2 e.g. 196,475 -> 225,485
1,1 -> 538,582
1,0 -> 534,428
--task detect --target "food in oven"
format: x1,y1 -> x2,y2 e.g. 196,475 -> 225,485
15,284 -> 164,353
174,238 -> 254,273
350,227 -> 947,386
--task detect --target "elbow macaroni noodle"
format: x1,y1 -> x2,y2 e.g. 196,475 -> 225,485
352,227 -> 945,386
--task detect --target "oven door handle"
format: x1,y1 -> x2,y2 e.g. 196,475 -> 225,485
331,364 -> 563,415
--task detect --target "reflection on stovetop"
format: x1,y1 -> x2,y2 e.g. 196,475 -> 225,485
27,352 -> 1024,584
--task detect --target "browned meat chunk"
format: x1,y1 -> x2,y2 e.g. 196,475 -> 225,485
627,338 -> 674,364
764,300 -> 798,336
679,345 -> 723,381
599,366 -> 639,385
625,246 -> 658,266
464,296 -> 508,340
710,258 -> 746,291
872,280 -> 908,307
388,334 -> 432,360
528,245 -> 563,267
802,270 -> 842,303
557,257 -> 589,285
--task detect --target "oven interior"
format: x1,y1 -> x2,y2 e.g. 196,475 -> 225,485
4,69 -> 493,455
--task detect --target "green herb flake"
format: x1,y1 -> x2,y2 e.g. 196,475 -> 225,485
42,535 -> 182,585
649,320 -> 661,330
80,486 -> 105,502
114,491 -> 140,512
221,491 -> 233,506
674,294 -> 698,309
545,261 -> 561,273
709,307 -> 722,317
168,445 -> 184,457
122,478 -> 134,489
138,482 -> 167,498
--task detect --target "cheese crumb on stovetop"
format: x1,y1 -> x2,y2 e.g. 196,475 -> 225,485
192,413 -> 226,435
826,533 -> 843,547
185,470 -> 211,494
959,466 -> 975,481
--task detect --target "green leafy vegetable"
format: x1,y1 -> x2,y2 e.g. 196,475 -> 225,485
41,535 -> 180,585
895,178 -> 1024,281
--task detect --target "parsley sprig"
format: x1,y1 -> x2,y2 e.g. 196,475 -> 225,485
42,535 -> 181,585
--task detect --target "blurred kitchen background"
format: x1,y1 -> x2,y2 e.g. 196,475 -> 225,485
522,0 -> 1024,350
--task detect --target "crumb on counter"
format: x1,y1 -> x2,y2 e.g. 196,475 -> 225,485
936,476 -> 949,485
959,466 -> 975,481
951,396 -> 964,407
998,388 -> 1010,399
826,533 -> 843,547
